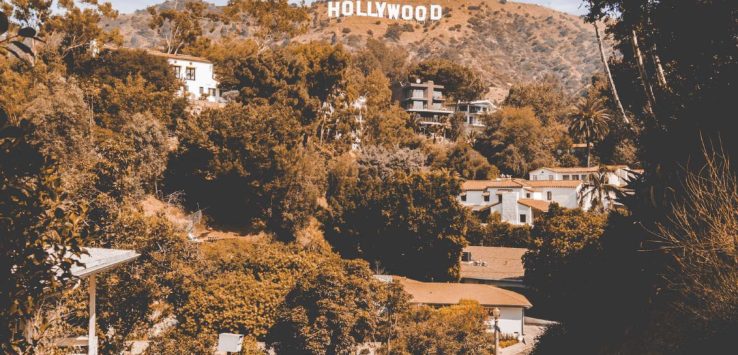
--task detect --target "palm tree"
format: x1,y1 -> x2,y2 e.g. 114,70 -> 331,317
578,168 -> 620,212
569,95 -> 610,167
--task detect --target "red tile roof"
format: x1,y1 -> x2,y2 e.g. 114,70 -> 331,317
517,199 -> 551,211
462,179 -> 582,190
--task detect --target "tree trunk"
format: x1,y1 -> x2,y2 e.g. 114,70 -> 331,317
631,28 -> 657,118
594,22 -> 629,124
586,132 -> 592,167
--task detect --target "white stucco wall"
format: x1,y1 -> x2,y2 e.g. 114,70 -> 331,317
168,58 -> 220,102
485,306 -> 525,336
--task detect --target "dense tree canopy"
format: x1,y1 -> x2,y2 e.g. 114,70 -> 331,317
325,156 -> 468,281
409,59 -> 487,102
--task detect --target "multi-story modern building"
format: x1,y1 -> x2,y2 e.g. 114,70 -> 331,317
400,79 -> 454,139
452,100 -> 497,128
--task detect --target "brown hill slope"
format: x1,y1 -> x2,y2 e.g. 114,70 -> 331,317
105,0 -> 606,100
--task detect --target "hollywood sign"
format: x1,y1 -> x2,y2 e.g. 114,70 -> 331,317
327,1 -> 444,21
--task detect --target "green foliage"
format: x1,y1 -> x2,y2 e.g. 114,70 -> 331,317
353,38 -> 409,82
389,301 -> 496,355
325,159 -> 468,281
568,94 -> 611,167
212,41 -> 350,132
465,213 -> 532,248
167,103 -> 325,239
147,0 -> 215,54
409,59 -> 486,102
428,142 -> 499,180
0,112 -> 86,352
81,207 -> 199,352
523,205 -> 607,319
70,48 -> 185,129
503,76 -> 570,125
267,258 -> 384,354
474,106 -> 556,176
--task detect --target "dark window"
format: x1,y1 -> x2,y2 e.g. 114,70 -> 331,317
563,175 -> 570,180
460,194 -> 467,202
498,194 -> 503,203
526,193 -> 531,198
208,88 -> 217,97
171,65 -> 181,78
547,191 -> 552,200
462,251 -> 472,262
572,174 -> 579,180
519,214 -> 527,223
185,67 -> 196,80
483,194 -> 490,202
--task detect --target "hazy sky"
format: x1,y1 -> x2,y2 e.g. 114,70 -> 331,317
106,1 -> 588,16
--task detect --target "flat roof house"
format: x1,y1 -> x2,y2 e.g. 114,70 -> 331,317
452,99 -> 497,129
376,275 -> 532,336
460,246 -> 527,289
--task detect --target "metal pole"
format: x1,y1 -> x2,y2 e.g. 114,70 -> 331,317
88,275 -> 97,355
494,318 -> 500,355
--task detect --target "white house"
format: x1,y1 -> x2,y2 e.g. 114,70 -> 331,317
375,275 -> 532,337
453,99 -> 497,128
528,165 -> 634,187
147,50 -> 222,103
458,178 -> 584,225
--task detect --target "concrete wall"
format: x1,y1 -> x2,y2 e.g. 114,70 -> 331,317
485,306 -> 525,336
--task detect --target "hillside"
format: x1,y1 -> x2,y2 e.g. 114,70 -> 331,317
105,0 -> 607,101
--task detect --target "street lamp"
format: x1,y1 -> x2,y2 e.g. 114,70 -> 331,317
491,307 -> 501,355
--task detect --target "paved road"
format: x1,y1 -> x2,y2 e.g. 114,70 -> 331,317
500,324 -> 547,355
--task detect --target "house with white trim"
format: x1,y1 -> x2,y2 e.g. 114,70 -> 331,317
148,50 -> 222,103
458,178 -> 584,225
528,165 -> 634,187
452,99 -> 497,128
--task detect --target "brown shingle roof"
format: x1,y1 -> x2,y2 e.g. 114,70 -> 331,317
396,276 -> 532,308
461,246 -> 527,282
517,199 -> 551,211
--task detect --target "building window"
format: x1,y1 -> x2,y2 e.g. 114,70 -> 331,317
497,194 -> 503,203
519,214 -> 527,223
483,194 -> 490,202
572,174 -> 579,180
185,67 -> 196,80
532,176 -> 537,181
526,193 -> 531,198
412,89 -> 424,98
548,175 -> 554,180
171,65 -> 181,78
208,88 -> 217,97
563,175 -> 570,180
460,194 -> 467,202
461,251 -> 472,262
547,191 -> 552,201
199,87 -> 204,95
